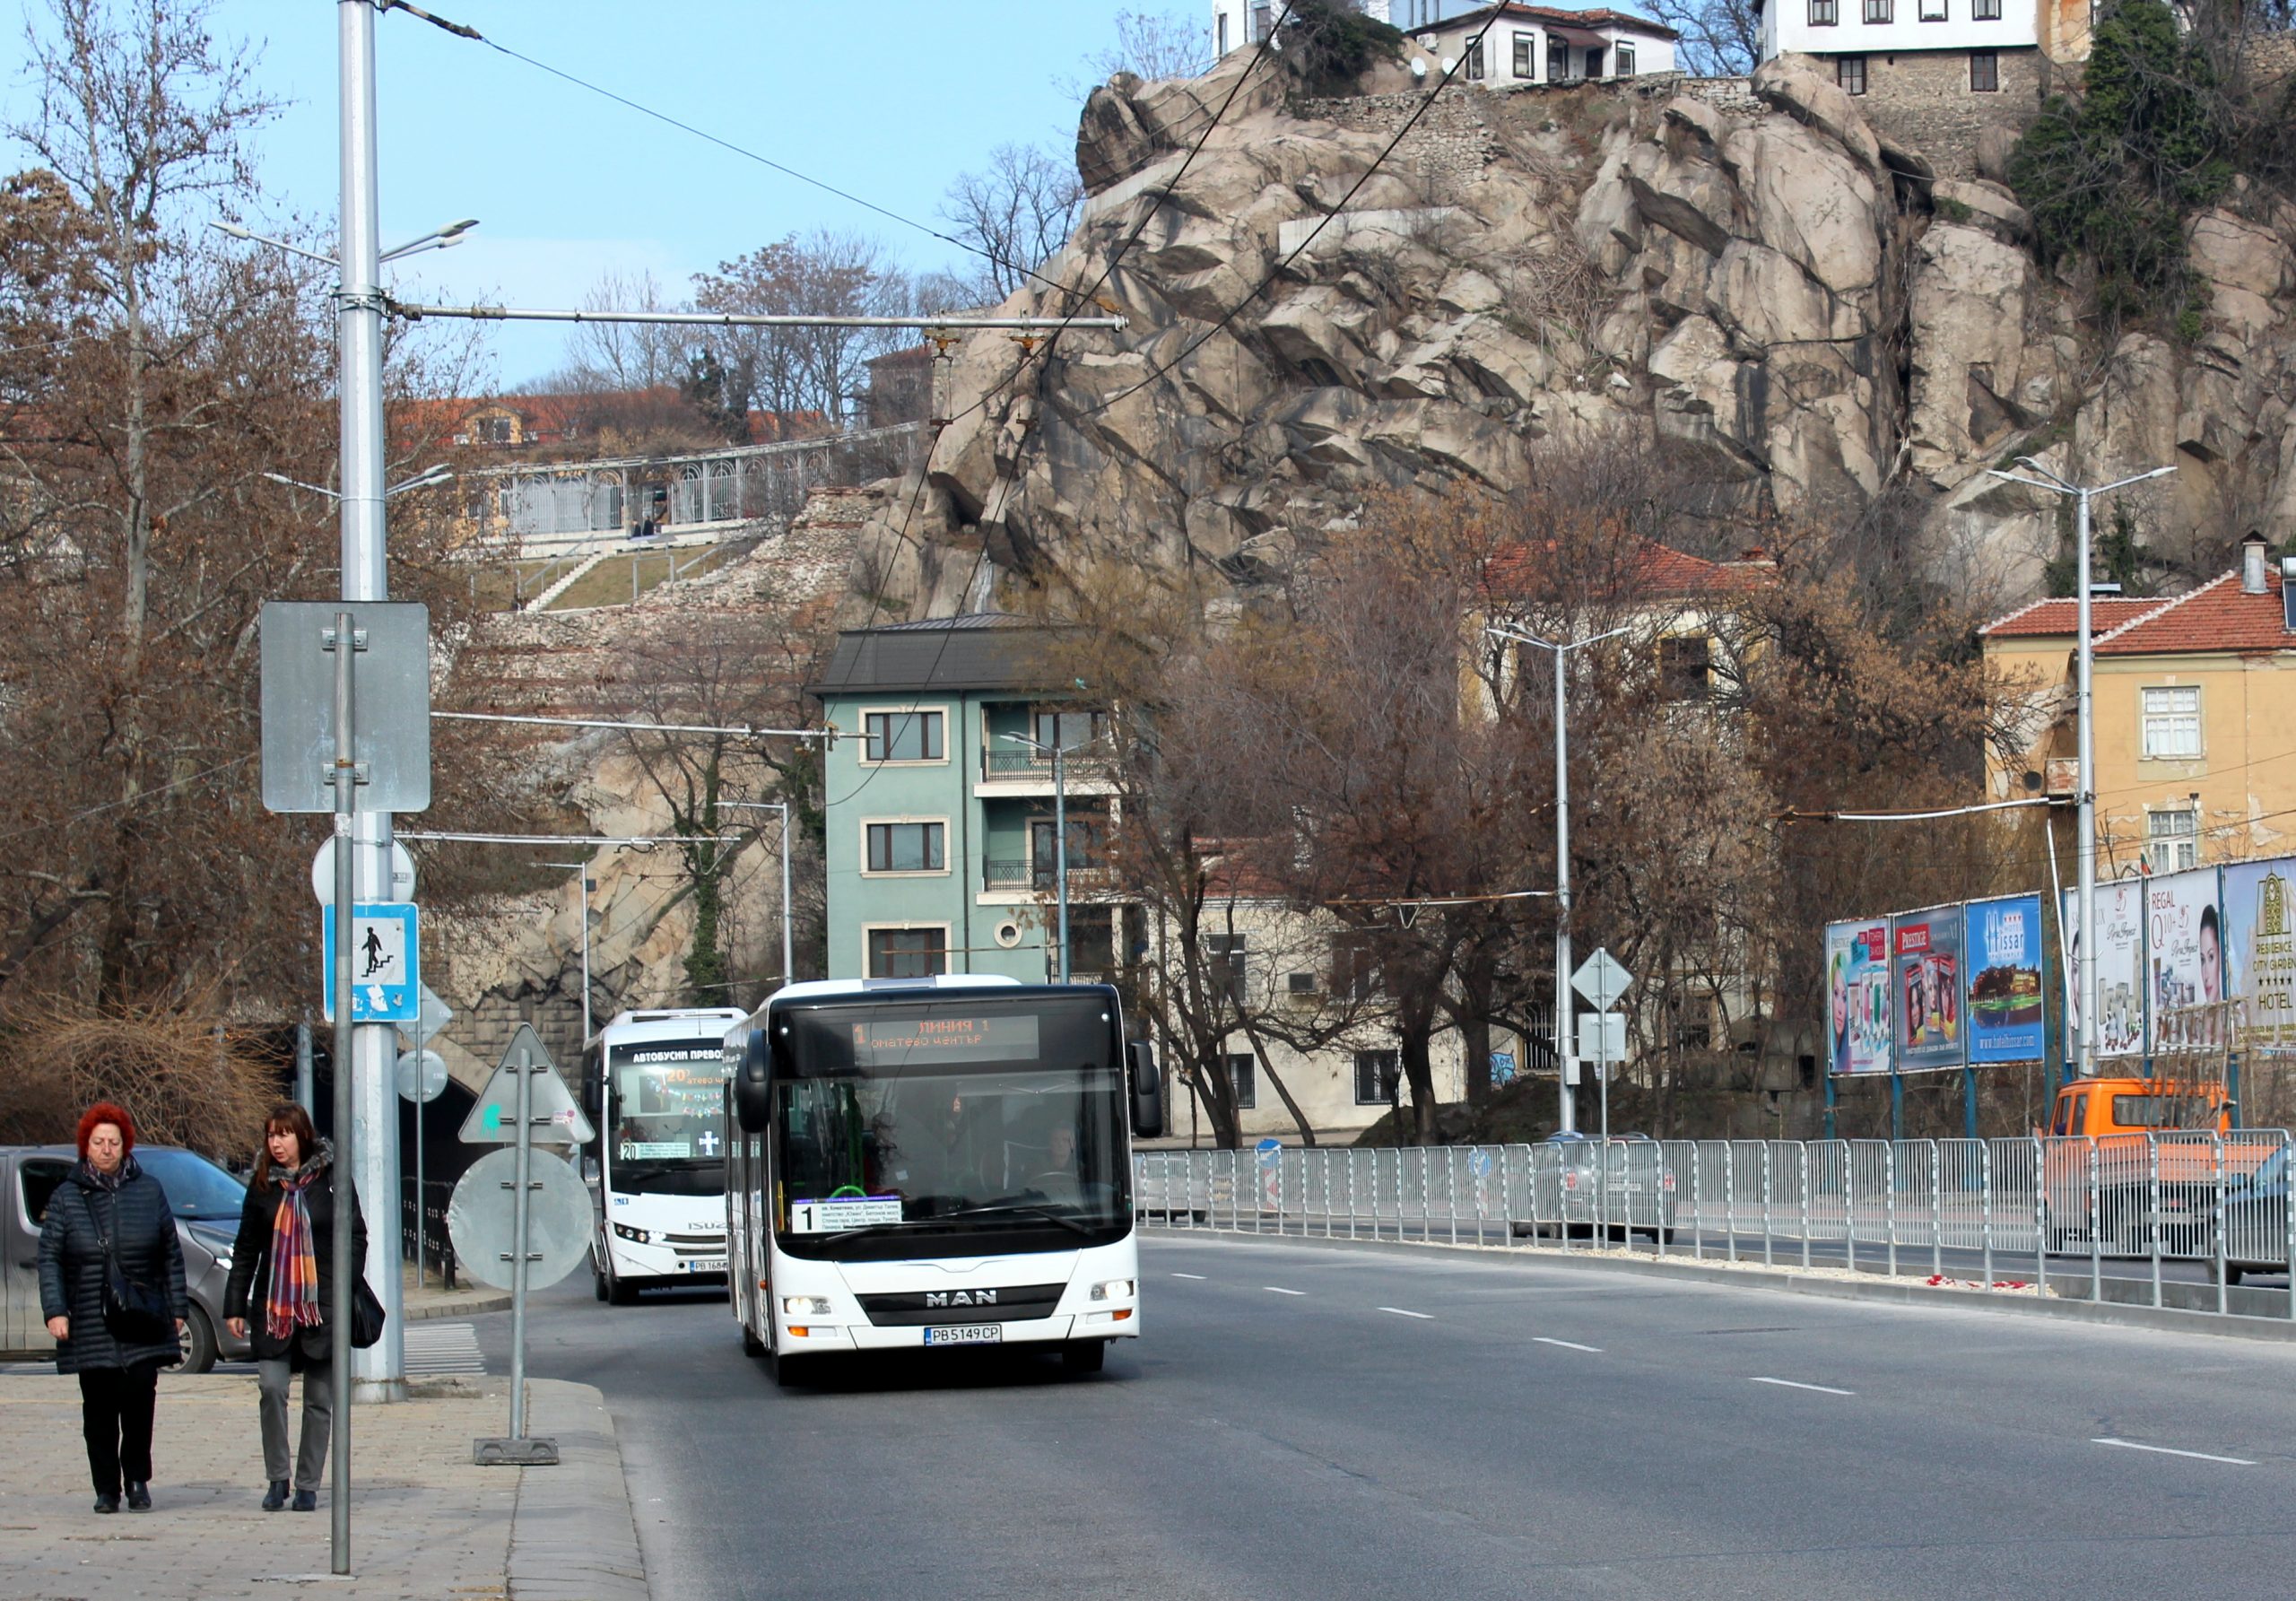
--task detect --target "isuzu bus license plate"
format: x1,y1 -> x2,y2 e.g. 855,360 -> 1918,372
924,1325 -> 1001,1345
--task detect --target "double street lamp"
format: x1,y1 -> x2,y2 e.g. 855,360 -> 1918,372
1487,621 -> 1629,1135
1985,457 -> 2175,1080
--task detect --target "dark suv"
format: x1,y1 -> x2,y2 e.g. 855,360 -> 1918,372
2,1144 -> 255,1371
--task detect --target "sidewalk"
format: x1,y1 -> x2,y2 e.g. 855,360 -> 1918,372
0,1372 -> 647,1600
402,1258 -> 512,1322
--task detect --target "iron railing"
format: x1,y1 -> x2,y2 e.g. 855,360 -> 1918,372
1135,1130 -> 2296,1321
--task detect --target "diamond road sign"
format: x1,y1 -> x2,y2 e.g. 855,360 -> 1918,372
459,1023 -> 594,1145
1570,947 -> 1632,1012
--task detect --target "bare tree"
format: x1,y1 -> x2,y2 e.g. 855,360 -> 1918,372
1644,0 -> 1761,75
939,144 -> 1084,306
690,230 -> 913,435
559,267 -> 689,393
1091,9 -> 1213,82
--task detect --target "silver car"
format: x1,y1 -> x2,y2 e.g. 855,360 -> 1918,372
1,1144 -> 256,1372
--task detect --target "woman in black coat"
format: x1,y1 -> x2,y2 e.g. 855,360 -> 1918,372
223,1103 -> 367,1513
37,1101 -> 188,1515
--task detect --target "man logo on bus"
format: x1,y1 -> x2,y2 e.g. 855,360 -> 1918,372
924,1290 -> 996,1308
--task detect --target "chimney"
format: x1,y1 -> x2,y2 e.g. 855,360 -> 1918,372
2241,530 -> 2269,596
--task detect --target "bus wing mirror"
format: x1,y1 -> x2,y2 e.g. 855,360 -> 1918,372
735,1027 -> 772,1135
1128,1040 -> 1163,1139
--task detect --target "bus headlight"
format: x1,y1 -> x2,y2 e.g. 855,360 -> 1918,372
781,1295 -> 832,1317
1089,1279 -> 1134,1301
612,1223 -> 653,1245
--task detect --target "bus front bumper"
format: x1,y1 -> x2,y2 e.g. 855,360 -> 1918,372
778,1310 -> 1139,1351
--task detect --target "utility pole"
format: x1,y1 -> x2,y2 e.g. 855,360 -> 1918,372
1488,622 -> 1628,1135
1005,734 -> 1092,981
337,0 -> 404,1410
1987,458 -> 2174,1080
544,864 -> 596,1042
724,802 -> 796,988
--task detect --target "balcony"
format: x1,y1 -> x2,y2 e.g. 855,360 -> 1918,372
982,858 -> 1118,896
978,744 -> 1114,783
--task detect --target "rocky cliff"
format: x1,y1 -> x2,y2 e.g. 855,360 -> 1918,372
856,50 -> 2296,614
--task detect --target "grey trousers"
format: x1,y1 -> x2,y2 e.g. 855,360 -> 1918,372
257,1357 -> 334,1491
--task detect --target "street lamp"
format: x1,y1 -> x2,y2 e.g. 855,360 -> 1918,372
1004,731 -> 1095,982
1487,621 -> 1630,1135
262,463 -> 451,500
543,863 -> 596,1044
210,215 -> 480,266
723,802 -> 796,990
1986,457 -> 2175,1081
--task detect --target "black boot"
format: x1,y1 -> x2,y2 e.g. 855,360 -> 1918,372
263,1478 -> 290,1511
291,1489 -> 317,1512
126,1482 -> 151,1511
92,1492 -> 119,1514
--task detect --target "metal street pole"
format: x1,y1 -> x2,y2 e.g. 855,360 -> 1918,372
1986,459 -> 2174,1080
509,1040 -> 534,1440
723,803 -> 795,986
1003,735 -> 1091,982
328,609 -> 356,1576
1487,623 -> 1628,1135
544,861 -> 598,1043
338,0 -> 403,1406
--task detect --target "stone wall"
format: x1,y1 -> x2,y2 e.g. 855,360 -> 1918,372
1851,46 -> 2044,178
1295,89 -> 1501,187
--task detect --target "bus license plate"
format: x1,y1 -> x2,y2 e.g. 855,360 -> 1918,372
684,1257 -> 726,1274
924,1325 -> 1001,1346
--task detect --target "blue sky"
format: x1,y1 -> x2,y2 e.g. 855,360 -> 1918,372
6,1 -> 1172,386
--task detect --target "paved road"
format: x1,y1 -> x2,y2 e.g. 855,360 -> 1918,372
474,1236 -> 2296,1600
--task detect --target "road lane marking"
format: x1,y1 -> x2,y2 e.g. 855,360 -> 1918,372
2092,1437 -> 2257,1466
1533,1337 -> 1602,1353
1265,1286 -> 1307,1296
1170,1272 -> 1208,1280
1749,1377 -> 1853,1396
1378,1307 -> 1433,1319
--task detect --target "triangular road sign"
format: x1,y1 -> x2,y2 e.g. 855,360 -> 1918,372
459,1023 -> 596,1144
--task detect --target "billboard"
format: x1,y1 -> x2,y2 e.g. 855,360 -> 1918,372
2223,859 -> 2296,1057
2145,866 -> 2222,1051
1825,918 -> 1893,1076
1891,906 -> 1965,1073
1965,894 -> 2046,1065
2065,879 -> 2146,1062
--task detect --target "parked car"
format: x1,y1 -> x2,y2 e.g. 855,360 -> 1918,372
2,1144 -> 255,1372
1513,1131 -> 1675,1244
2217,1145 -> 2291,1286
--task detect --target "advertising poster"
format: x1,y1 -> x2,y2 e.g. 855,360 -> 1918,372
1965,894 -> 2046,1065
2065,879 -> 2146,1062
1825,918 -> 1893,1076
2145,866 -> 2223,1052
2222,857 -> 2296,1057
1890,906 -> 1965,1073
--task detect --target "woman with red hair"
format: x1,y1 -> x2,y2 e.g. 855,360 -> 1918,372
37,1102 -> 188,1513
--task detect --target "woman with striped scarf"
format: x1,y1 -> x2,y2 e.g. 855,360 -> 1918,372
222,1105 -> 366,1513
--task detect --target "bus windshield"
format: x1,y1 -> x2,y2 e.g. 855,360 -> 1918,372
772,998 -> 1128,1261
608,1038 -> 729,1196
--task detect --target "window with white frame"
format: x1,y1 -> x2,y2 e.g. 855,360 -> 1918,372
1217,10 -> 1228,54
2144,805 -> 2199,874
1864,0 -> 1892,21
1546,33 -> 1568,80
1810,0 -> 1839,22
866,927 -> 945,979
1972,0 -> 2001,16
1465,36 -> 1484,79
865,821 -> 945,874
1615,42 -> 1636,74
1355,1049 -> 1401,1106
1512,30 -> 1534,76
863,709 -> 944,763
1920,0 -> 1947,17
2141,685 -> 2201,760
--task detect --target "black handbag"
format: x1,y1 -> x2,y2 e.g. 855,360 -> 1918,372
351,1275 -> 385,1349
88,1192 -> 172,1346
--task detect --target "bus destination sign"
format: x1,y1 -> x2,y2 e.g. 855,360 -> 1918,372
849,1014 -> 1040,1066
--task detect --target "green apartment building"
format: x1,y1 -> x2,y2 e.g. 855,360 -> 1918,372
810,614 -> 1127,983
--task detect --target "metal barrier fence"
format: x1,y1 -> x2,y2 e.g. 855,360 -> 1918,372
1135,1130 -> 2296,1321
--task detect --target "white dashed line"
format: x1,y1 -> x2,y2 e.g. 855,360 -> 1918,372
1749,1377 -> 1854,1397
2092,1437 -> 2257,1466
1265,1286 -> 1307,1296
1378,1307 -> 1433,1319
1533,1336 -> 1602,1353
1170,1273 -> 1208,1280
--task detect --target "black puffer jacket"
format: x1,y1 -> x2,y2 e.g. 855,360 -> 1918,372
37,1158 -> 188,1373
223,1142 -> 368,1364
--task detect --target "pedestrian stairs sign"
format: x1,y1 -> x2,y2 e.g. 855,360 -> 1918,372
322,901 -> 419,1023
459,1023 -> 596,1145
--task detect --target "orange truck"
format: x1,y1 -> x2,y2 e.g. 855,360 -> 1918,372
2041,1076 -> 2276,1254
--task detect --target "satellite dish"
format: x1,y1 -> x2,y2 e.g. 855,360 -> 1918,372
1411,56 -> 1429,78
1440,56 -> 1458,74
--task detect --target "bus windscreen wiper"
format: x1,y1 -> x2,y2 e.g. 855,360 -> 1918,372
936,1203 -> 1093,1237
